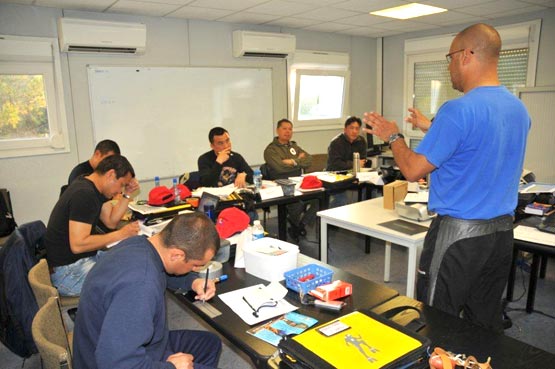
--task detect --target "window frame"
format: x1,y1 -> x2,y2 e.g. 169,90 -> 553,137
0,35 -> 69,158
291,68 -> 350,132
403,20 -> 541,140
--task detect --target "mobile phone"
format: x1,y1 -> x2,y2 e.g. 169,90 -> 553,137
317,320 -> 350,337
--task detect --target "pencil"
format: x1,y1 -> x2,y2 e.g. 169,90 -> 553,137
202,266 -> 209,304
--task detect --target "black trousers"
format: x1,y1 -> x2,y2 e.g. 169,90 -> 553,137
416,214 -> 513,332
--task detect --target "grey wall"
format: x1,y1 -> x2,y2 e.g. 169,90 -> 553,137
0,3 -> 377,224
381,8 -> 555,127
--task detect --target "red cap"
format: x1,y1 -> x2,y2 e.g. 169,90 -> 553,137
177,184 -> 191,200
215,207 -> 250,238
148,186 -> 175,206
301,175 -> 323,189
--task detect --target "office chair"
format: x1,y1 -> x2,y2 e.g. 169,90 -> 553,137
28,259 -> 80,309
32,296 -> 73,369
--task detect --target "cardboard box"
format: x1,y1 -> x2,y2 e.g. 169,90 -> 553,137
383,180 -> 408,209
243,238 -> 299,282
309,280 -> 352,301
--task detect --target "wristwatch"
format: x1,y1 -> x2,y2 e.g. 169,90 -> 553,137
121,193 -> 132,200
388,133 -> 405,147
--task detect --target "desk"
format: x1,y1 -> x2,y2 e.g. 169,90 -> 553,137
372,296 -> 555,369
255,189 -> 326,243
318,197 -> 430,298
507,225 -> 555,313
170,253 -> 398,369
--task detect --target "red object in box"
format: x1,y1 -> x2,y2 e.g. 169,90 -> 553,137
309,280 -> 352,301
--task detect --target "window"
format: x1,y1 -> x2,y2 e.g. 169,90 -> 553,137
289,50 -> 350,131
404,20 -> 540,140
0,35 -> 69,158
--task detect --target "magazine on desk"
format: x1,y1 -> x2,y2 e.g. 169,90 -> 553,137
247,312 -> 318,346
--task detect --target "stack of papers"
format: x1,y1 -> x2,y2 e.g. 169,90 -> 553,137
519,182 -> 555,194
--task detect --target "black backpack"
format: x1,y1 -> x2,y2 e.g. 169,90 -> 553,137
0,189 -> 17,237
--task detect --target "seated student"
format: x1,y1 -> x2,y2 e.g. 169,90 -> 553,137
264,119 -> 315,241
45,155 -> 140,296
67,139 -> 120,185
198,127 -> 253,188
73,213 -> 222,369
326,116 -> 367,207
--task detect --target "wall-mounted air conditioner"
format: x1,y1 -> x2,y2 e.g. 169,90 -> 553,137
57,18 -> 146,54
233,30 -> 296,58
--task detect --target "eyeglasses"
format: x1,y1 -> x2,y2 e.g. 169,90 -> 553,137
445,48 -> 473,63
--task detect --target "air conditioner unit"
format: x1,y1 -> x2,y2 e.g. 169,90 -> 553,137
57,18 -> 146,54
233,31 -> 295,58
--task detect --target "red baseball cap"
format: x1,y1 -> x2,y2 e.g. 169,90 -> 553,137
177,184 -> 192,200
148,186 -> 175,206
301,175 -> 323,189
215,207 -> 250,238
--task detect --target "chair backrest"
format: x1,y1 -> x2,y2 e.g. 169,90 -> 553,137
306,153 -> 328,174
29,259 -> 58,309
179,171 -> 201,190
32,296 -> 73,369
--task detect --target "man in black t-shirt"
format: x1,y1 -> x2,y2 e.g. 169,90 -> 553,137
67,139 -> 120,185
197,127 -> 253,188
45,155 -> 140,296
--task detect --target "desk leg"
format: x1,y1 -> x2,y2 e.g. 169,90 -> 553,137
384,241 -> 391,283
277,205 -> 287,241
406,246 -> 417,298
365,236 -> 371,254
506,247 -> 519,301
527,254 -> 541,313
320,219 -> 328,263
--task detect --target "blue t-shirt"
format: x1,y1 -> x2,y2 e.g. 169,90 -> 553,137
415,86 -> 530,219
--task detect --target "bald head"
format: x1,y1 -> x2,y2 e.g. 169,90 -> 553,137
455,23 -> 501,63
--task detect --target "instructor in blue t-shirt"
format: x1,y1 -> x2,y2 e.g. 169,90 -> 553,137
363,23 -> 530,331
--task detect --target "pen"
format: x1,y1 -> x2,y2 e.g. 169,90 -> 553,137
214,274 -> 228,283
202,266 -> 209,304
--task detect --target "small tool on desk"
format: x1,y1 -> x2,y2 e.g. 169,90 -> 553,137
202,266 -> 209,304
214,274 -> 228,283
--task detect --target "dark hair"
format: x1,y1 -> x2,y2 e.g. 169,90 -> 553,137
208,127 -> 229,143
95,155 -> 135,178
160,212 -> 220,260
95,139 -> 121,155
277,119 -> 293,128
344,116 -> 362,128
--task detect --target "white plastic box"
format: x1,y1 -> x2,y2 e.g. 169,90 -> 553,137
243,237 -> 299,282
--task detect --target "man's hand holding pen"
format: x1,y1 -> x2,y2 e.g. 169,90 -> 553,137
192,277 -> 216,302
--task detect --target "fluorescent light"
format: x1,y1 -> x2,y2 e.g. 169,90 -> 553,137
371,3 -> 447,20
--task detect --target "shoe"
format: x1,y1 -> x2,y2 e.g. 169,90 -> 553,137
67,307 -> 78,322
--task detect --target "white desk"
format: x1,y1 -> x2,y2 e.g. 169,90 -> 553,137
318,197 -> 430,298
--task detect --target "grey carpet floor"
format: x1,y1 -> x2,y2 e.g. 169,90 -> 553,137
2,216 -> 554,369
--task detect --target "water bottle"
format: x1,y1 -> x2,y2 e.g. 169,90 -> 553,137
252,220 -> 264,240
154,176 -> 160,187
253,169 -> 262,191
173,177 -> 181,204
352,152 -> 360,173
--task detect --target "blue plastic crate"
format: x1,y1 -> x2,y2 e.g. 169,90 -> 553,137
284,264 -> 333,294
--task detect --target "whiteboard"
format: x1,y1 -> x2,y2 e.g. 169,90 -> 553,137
88,66 -> 273,181
519,87 -> 555,183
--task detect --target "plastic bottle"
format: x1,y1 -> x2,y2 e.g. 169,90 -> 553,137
173,177 -> 181,204
154,176 -> 160,187
252,220 -> 264,240
253,169 -> 262,191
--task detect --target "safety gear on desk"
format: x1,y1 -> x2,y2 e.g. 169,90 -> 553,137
300,175 -> 322,190
215,207 -> 250,238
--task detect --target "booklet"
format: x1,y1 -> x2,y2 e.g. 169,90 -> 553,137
247,312 -> 318,346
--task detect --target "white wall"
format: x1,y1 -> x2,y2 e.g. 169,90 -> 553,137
0,3 -> 377,224
381,8 -> 555,128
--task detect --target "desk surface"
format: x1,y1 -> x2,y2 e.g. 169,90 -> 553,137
372,296 -> 555,369
170,253 -> 398,369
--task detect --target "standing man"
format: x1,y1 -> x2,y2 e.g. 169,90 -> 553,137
67,139 -> 120,185
364,23 -> 530,331
326,116 -> 367,207
73,213 -> 222,369
198,127 -> 253,188
264,119 -> 314,241
45,155 -> 140,296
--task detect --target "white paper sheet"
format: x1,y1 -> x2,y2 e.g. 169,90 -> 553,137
514,225 -> 555,246
218,283 -> 298,325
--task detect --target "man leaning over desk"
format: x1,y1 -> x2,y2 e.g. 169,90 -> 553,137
44,155 -> 140,296
364,23 -> 530,331
198,127 -> 253,188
